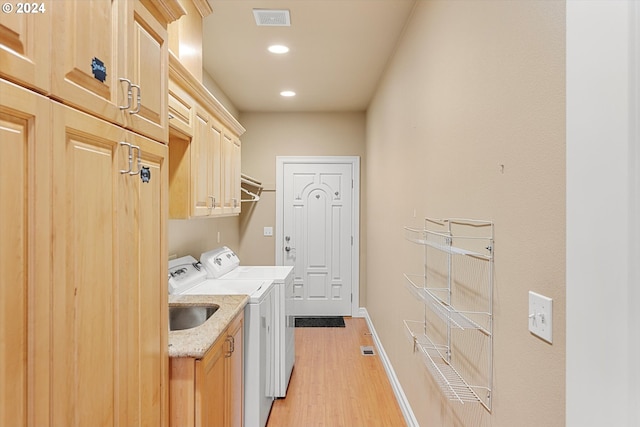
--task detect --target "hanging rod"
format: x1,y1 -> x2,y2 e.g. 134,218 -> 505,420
241,187 -> 260,202
240,173 -> 263,189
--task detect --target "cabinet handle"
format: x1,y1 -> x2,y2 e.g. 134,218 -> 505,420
129,145 -> 141,175
208,195 -> 217,209
225,336 -> 233,358
119,78 -> 132,110
130,83 -> 141,114
119,141 -> 133,174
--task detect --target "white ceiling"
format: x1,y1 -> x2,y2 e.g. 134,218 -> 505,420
202,0 -> 416,113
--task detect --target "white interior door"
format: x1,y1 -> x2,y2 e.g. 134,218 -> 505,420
276,157 -> 360,316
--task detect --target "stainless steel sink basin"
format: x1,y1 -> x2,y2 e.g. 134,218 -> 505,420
169,305 -> 219,331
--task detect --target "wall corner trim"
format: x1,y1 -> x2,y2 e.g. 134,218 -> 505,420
362,308 -> 419,427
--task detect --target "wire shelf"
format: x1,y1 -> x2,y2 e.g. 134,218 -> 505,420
404,319 -> 489,409
404,224 -> 493,260
403,320 -> 448,352
418,343 -> 484,406
404,274 -> 490,334
403,217 -> 494,412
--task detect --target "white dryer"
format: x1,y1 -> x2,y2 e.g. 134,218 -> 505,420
169,256 -> 276,427
200,247 -> 295,397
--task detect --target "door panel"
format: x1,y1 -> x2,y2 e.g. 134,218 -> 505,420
0,1 -> 51,92
118,133 -> 167,427
282,162 -> 354,316
0,110 -> 28,427
125,1 -> 168,142
0,79 -> 51,427
51,103 -> 119,427
50,0 -> 125,127
134,135 -> 167,427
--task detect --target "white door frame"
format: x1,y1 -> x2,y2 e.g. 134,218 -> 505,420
275,156 -> 360,317
566,1 -> 640,425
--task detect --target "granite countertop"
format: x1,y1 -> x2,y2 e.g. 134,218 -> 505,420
168,294 -> 249,359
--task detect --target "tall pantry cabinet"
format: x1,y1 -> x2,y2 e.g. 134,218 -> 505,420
0,1 -> 185,426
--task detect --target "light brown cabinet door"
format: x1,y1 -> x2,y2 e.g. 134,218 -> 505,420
196,334 -> 227,427
50,0 -> 125,128
51,0 -> 168,142
192,106 -> 223,217
169,312 -> 244,427
51,102 -> 120,427
50,102 -> 167,427
117,132 -> 168,427
0,2 -> 51,93
217,130 -> 241,216
227,314 -> 244,427
0,79 -> 51,427
122,0 -> 169,143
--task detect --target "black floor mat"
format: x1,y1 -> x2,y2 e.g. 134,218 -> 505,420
294,316 -> 345,328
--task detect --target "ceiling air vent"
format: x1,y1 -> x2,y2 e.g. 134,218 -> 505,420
253,9 -> 291,27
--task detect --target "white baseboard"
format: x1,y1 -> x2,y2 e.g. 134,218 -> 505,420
361,308 -> 419,427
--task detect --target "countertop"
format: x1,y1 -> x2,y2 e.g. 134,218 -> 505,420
168,294 -> 249,359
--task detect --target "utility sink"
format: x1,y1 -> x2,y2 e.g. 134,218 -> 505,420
169,305 -> 219,331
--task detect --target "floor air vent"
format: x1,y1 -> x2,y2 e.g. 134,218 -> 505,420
360,346 -> 376,356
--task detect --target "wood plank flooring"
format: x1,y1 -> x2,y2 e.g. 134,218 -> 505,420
266,317 -> 407,427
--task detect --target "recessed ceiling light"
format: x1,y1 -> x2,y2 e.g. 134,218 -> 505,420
280,91 -> 296,97
268,45 -> 290,54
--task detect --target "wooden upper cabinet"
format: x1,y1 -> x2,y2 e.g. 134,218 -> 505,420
0,1 -> 51,93
222,132 -> 241,215
192,106 -> 223,217
167,54 -> 245,219
50,0 -> 123,127
50,0 -> 173,143
122,0 -> 170,143
168,78 -> 195,136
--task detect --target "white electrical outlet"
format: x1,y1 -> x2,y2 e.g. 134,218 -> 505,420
528,291 -> 553,343
264,227 -> 273,237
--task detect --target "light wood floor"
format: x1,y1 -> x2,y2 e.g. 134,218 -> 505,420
266,317 -> 407,427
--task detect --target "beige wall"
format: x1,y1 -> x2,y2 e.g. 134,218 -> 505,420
366,1 -> 565,426
168,112 -> 366,276
236,112 -> 367,299
168,216 -> 240,259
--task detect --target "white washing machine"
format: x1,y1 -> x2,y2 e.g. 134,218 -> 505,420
200,247 -> 295,397
169,256 -> 276,427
